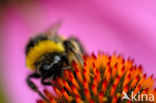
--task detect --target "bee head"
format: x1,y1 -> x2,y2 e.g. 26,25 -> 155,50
35,53 -> 68,78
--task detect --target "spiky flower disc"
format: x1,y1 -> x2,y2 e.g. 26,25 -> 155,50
37,53 -> 156,103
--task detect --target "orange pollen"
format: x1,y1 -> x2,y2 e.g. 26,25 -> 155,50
93,63 -> 97,75
133,84 -> 141,95
83,79 -> 89,89
141,88 -> 149,95
57,77 -> 63,87
69,73 -> 79,89
75,95 -> 82,103
130,75 -> 139,88
90,99 -> 95,103
75,68 -> 83,83
84,62 -> 87,68
106,67 -> 111,82
84,89 -> 91,101
53,86 -> 62,97
142,74 -> 153,88
61,89 -> 72,101
123,74 -> 131,87
112,64 -> 117,78
98,92 -> 104,103
64,70 -> 70,80
102,80 -> 107,93
92,53 -> 97,60
110,84 -> 117,96
96,69 -> 101,82
137,73 -> 146,86
71,85 -> 80,96
104,63 -> 110,77
49,97 -> 57,103
62,79 -> 72,93
113,75 -> 120,86
123,85 -> 129,94
93,76 -> 98,86
154,88 -> 156,94
111,96 -> 118,103
83,69 -> 90,83
120,67 -> 125,76
91,84 -> 98,96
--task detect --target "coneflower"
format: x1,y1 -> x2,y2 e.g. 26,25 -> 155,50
36,52 -> 156,103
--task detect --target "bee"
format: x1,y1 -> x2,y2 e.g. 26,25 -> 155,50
25,22 -> 85,100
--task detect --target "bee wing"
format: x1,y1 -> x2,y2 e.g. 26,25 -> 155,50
68,37 -> 85,54
45,21 -> 62,37
64,37 -> 85,66
44,21 -> 64,42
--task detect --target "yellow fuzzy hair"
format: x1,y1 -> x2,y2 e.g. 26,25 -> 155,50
26,40 -> 65,70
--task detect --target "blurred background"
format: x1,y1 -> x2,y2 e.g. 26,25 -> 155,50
0,0 -> 156,103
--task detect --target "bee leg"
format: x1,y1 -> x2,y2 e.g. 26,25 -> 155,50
26,73 -> 48,101
41,78 -> 53,85
62,66 -> 71,70
63,40 -> 84,66
63,40 -> 75,52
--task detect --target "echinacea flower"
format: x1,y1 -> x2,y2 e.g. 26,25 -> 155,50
36,52 -> 156,103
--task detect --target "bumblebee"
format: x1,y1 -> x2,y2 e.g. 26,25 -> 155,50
25,22 -> 85,100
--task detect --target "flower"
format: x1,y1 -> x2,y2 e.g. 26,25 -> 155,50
36,52 -> 156,103
2,1 -> 156,103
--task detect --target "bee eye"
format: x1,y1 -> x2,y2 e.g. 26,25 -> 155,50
53,55 -> 61,63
